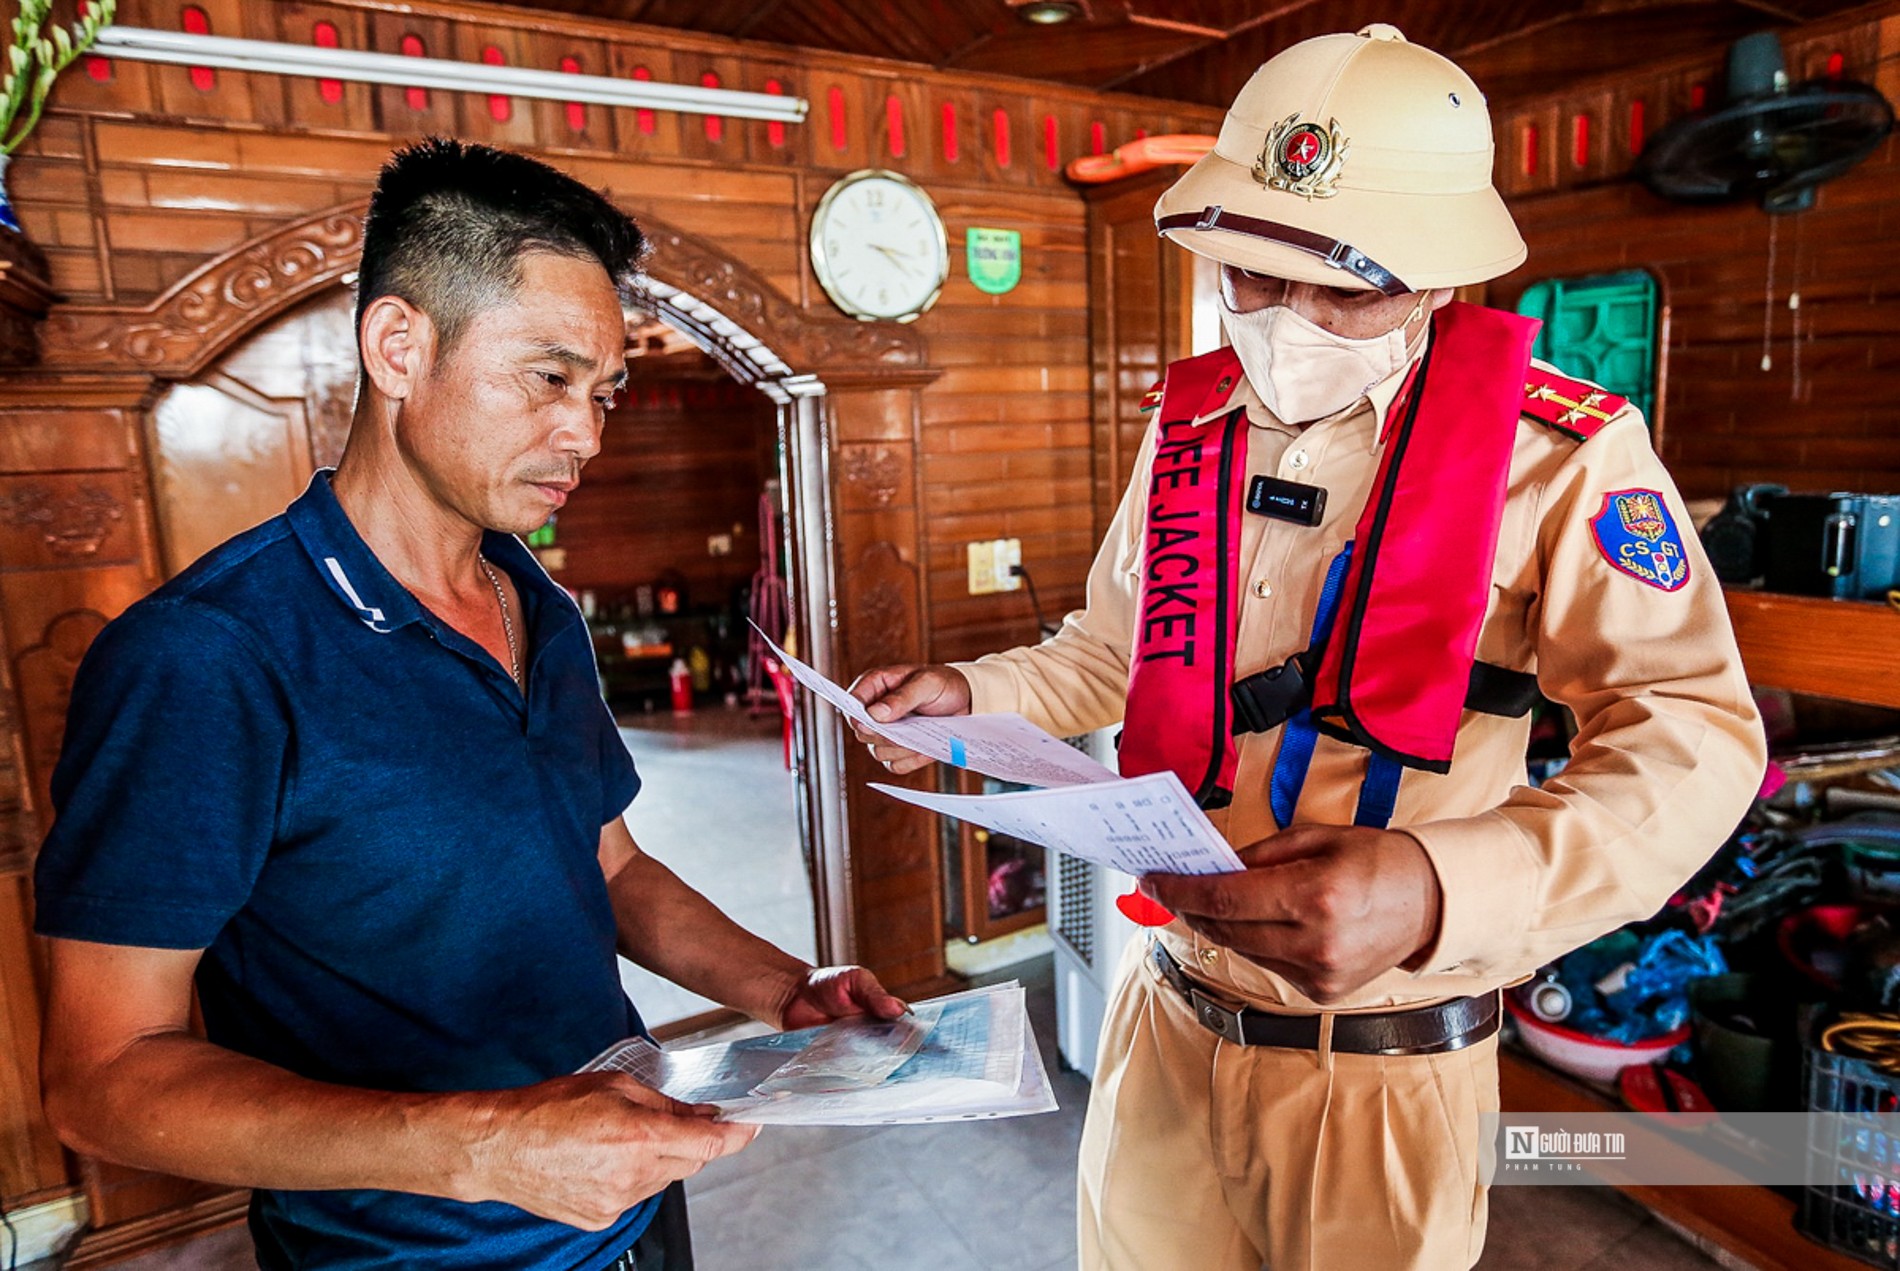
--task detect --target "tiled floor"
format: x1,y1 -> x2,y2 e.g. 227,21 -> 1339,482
95,959 -> 1727,1271
613,706 -> 818,1028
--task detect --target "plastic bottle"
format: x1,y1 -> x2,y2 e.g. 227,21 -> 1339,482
669,658 -> 693,714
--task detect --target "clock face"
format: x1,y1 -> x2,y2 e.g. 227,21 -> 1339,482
810,170 -> 949,323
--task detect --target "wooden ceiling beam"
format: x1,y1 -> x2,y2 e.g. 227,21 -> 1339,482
730,0 -> 793,39
1097,0 -> 1328,92
1126,15 -> 1227,40
1729,0 -> 1808,21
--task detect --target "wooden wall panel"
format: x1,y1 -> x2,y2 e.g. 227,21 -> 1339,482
530,33 -> 620,156
553,378 -> 776,602
366,9 -> 463,138
1492,7 -> 1900,501
255,3 -> 379,135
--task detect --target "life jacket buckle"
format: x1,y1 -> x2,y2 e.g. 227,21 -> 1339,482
1229,653 -> 1312,735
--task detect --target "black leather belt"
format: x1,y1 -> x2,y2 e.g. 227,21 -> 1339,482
1150,941 -> 1500,1055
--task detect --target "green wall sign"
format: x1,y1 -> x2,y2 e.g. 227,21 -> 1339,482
966,227 -> 1023,296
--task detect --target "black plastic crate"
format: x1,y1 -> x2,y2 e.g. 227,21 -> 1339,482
1803,1044 -> 1900,1268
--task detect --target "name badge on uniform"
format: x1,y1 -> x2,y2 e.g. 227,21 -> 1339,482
1246,476 -> 1327,528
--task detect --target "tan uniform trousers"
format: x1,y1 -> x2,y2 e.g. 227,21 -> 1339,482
1078,940 -> 1500,1271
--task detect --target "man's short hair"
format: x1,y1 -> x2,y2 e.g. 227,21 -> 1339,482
355,138 -> 646,365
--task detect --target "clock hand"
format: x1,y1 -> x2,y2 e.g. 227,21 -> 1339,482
868,243 -> 919,275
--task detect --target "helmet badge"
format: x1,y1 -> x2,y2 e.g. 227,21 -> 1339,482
1254,115 -> 1350,200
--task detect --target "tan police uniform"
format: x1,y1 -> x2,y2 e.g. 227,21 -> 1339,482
949,24 -> 1768,1271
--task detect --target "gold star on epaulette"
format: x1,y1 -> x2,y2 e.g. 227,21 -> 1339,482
1525,382 -> 1616,426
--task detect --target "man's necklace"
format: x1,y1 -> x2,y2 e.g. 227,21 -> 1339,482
477,556 -> 521,687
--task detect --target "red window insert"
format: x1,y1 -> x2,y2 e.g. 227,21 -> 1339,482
827,85 -> 846,152
702,72 -> 724,143
399,34 -> 429,112
313,22 -> 343,105
181,7 -> 214,93
482,46 -> 511,124
559,55 -> 585,133
885,94 -> 905,158
765,79 -> 786,149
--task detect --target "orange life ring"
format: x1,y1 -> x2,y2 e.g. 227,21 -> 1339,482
1065,133 -> 1216,184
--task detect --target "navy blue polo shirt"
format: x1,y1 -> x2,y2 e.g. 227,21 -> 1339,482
36,471 -> 657,1270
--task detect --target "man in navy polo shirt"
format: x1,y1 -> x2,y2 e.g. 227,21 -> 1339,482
33,139 -> 906,1271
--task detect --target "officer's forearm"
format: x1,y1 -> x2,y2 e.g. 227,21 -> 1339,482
1405,691 -> 1765,981
956,615 -> 1132,735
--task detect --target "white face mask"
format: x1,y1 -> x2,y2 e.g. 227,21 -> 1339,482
1221,292 -> 1427,426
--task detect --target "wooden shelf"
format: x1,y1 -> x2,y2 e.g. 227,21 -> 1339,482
1499,1049 -> 1866,1271
1726,590 -> 1900,710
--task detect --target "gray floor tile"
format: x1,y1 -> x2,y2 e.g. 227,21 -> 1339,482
690,1122 -> 889,1196
1477,1186 -> 1708,1270
1575,1219 -> 1730,1271
687,1131 -> 988,1271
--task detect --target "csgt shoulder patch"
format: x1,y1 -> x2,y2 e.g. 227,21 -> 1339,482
1590,488 -> 1690,592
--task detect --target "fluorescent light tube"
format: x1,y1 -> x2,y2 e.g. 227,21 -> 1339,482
90,26 -> 809,123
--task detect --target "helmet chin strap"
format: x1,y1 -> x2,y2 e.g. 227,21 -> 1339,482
1156,204 -> 1411,296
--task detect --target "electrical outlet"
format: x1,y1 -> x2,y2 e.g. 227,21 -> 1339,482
968,539 -> 1022,594
967,540 -> 996,594
996,538 -> 1022,592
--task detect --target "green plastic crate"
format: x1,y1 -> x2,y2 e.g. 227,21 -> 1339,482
1515,269 -> 1659,427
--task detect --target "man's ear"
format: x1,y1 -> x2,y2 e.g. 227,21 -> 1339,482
359,295 -> 435,402
1428,287 -> 1456,312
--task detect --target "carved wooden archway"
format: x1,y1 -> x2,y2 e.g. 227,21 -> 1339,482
15,201 -> 948,991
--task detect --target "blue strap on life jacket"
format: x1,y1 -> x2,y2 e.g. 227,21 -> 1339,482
1267,543 -> 1404,831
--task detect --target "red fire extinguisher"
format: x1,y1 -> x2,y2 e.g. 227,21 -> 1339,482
669,658 -> 694,714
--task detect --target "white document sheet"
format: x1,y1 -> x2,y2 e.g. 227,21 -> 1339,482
871,770 -> 1244,878
751,624 -> 1119,788
578,983 -> 1056,1127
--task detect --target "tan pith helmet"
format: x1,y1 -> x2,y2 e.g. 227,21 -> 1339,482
1154,24 -> 1525,294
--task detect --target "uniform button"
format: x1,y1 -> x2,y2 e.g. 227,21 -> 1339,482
1199,948 -> 1220,966
1287,449 -> 1310,471
1252,579 -> 1273,599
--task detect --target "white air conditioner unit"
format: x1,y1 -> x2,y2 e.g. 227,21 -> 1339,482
1049,728 -> 1142,1079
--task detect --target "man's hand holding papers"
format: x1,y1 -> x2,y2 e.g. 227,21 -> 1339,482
581,983 -> 1055,1127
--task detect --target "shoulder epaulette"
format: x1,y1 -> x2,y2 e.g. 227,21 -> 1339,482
1143,347 -> 1244,422
1520,369 -> 1627,442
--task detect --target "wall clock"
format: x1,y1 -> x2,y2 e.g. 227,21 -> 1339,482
809,169 -> 949,323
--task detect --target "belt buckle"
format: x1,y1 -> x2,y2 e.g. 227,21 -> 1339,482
1189,988 -> 1246,1043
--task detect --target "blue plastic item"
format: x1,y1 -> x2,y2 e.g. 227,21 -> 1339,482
1546,929 -> 1727,1044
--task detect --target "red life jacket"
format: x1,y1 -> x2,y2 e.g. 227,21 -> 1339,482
1119,302 -> 1616,810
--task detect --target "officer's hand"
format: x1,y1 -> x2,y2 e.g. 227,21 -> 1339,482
845,664 -> 972,775
773,964 -> 910,1031
1141,826 -> 1443,1005
462,1072 -> 757,1231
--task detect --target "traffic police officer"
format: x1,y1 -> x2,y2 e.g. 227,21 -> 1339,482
850,25 -> 1766,1271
